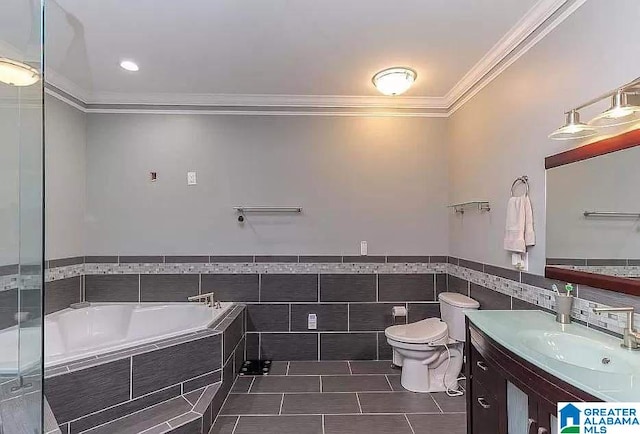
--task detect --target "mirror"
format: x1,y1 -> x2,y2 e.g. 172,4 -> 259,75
547,145 -> 640,278
546,130 -> 640,294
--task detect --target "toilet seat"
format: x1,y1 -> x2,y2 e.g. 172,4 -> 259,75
385,318 -> 448,345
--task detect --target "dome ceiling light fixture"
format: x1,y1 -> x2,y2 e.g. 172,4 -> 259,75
372,67 -> 417,96
549,76 -> 640,140
0,58 -> 40,87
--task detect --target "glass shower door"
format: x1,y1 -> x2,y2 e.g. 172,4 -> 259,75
0,0 -> 44,433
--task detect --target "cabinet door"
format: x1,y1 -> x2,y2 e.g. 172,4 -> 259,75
471,380 -> 501,434
536,400 -> 557,434
526,393 -> 556,434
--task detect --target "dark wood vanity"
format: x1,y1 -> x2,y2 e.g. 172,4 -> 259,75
465,319 -> 600,434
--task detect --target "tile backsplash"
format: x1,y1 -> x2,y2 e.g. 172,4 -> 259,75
20,254 -> 640,359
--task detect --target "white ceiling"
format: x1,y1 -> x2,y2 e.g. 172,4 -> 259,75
44,0 -> 577,111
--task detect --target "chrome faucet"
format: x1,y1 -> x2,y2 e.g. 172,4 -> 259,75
188,292 -> 222,309
592,306 -> 640,350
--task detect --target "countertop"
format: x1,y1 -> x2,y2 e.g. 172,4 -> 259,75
465,309 -> 640,402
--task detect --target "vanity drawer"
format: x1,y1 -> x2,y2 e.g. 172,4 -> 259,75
471,344 -> 504,400
471,379 -> 501,434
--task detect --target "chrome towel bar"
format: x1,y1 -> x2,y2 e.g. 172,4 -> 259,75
234,206 -> 302,213
583,211 -> 640,218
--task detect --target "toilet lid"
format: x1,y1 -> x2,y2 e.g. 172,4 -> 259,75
438,292 -> 480,309
385,318 -> 448,344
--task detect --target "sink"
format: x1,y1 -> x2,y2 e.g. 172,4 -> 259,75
518,330 -> 640,374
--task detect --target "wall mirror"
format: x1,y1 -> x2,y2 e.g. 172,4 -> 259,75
546,129 -> 640,295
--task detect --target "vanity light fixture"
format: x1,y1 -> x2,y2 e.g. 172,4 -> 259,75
372,67 -> 417,96
550,76 -> 640,140
120,60 -> 139,72
548,110 -> 597,140
588,89 -> 640,128
0,58 -> 40,87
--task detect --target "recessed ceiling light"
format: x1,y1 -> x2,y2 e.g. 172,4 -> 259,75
0,58 -> 40,87
120,60 -> 139,72
372,67 -> 417,96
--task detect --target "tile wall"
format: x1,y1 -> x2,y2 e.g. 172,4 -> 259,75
34,254 -> 640,362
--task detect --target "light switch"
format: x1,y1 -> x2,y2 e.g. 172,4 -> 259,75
360,241 -> 368,256
187,171 -> 197,185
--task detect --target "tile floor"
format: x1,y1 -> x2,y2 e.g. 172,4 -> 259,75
210,361 -> 466,434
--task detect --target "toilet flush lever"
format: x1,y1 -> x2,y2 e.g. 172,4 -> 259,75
476,361 -> 488,371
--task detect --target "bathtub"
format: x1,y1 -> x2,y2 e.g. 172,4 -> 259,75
0,326 -> 41,376
44,302 -> 233,368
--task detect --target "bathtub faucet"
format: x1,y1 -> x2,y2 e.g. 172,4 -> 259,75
188,292 -> 222,309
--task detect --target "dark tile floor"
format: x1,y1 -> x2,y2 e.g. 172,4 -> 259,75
210,361 -> 466,434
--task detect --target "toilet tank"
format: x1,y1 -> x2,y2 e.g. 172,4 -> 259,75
438,292 -> 480,341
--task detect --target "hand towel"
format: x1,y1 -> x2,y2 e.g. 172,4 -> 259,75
504,196 -> 526,253
504,196 -> 536,254
523,195 -> 535,247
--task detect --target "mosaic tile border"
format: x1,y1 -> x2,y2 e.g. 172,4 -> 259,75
0,273 -> 18,292
552,264 -> 640,278
448,262 -> 638,337
43,261 -> 446,282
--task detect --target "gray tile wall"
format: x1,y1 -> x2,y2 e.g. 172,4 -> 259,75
243,272 -> 441,361
42,254 -> 640,358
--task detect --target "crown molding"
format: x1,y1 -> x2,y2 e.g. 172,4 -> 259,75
44,0 -> 584,116
443,0 -> 570,106
447,0 -> 588,114
45,69 -> 92,103
83,107 -> 450,117
88,91 -> 449,109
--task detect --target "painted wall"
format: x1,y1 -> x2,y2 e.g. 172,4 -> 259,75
45,95 -> 86,260
447,0 -> 640,274
84,114 -> 449,256
0,89 -> 42,266
0,104 -> 21,266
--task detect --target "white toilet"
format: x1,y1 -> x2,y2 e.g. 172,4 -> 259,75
385,292 -> 479,393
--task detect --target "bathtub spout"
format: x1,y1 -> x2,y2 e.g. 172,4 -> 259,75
188,292 -> 220,309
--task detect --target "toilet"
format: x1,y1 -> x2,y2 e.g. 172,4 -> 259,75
385,292 -> 479,393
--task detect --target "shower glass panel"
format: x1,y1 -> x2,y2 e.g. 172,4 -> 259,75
0,0 -> 44,433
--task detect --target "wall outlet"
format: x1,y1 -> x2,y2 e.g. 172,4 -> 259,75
360,241 -> 368,256
187,171 -> 197,185
308,313 -> 317,330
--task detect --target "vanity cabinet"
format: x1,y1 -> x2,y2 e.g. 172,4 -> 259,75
465,318 -> 599,434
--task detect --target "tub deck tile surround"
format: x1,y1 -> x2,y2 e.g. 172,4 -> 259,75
210,360 -> 466,434
45,305 -> 247,434
132,334 -> 223,397
45,358 -> 131,423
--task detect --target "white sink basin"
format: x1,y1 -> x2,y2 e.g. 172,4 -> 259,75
519,330 -> 640,374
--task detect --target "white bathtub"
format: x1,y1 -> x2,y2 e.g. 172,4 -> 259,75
0,326 -> 41,376
44,302 -> 233,368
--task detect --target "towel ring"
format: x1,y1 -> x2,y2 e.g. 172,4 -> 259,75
511,176 -> 529,197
